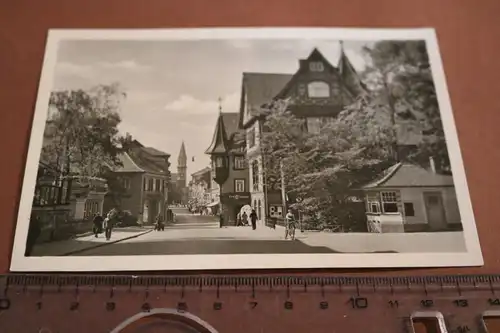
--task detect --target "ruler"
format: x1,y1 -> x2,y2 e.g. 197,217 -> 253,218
1,274 -> 500,333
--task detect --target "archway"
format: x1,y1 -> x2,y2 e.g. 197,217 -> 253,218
110,308 -> 219,333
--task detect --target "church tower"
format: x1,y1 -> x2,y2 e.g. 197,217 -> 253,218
177,141 -> 187,191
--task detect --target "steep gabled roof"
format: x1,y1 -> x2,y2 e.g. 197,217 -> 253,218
337,45 -> 368,96
275,48 -> 338,99
142,146 -> 170,157
363,163 -> 454,189
205,112 -> 240,154
114,152 -> 145,173
239,72 -> 293,127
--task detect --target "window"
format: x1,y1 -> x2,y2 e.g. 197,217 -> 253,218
306,118 -> 322,134
215,156 -> 225,168
143,177 -> 147,191
381,191 -> 398,213
309,61 -> 325,72
235,179 -> 245,192
155,179 -> 161,192
84,200 -> 99,219
404,202 -> 415,216
367,201 -> 380,214
252,160 -> 260,191
307,81 -> 330,98
247,126 -> 256,148
234,156 -> 246,169
122,177 -> 131,190
148,178 -> 154,192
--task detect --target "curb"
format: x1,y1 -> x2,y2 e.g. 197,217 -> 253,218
62,229 -> 153,256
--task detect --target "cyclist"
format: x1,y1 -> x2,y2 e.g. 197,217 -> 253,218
285,209 -> 296,240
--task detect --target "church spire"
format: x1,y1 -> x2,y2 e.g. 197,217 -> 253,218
178,141 -> 187,167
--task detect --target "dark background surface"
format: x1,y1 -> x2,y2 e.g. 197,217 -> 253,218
1,0 -> 499,275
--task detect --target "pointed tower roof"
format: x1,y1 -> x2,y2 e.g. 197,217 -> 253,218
178,141 -> 187,166
205,113 -> 230,154
337,41 -> 368,96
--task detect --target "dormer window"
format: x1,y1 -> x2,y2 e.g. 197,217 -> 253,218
307,81 -> 330,98
309,62 -> 324,72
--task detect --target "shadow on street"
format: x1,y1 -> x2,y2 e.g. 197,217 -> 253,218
71,239 -> 339,256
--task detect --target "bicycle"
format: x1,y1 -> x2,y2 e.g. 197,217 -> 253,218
285,220 -> 296,240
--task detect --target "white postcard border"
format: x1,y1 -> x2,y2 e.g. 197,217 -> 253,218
10,27 -> 483,272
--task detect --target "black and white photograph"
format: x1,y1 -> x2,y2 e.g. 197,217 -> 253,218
10,28 -> 482,271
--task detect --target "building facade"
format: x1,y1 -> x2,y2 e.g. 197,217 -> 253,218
205,112 -> 250,225
363,162 -> 462,233
104,140 -> 171,225
239,47 -> 370,225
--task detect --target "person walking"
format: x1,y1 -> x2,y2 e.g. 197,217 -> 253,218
250,209 -> 257,230
103,211 -> 116,241
92,213 -> 104,238
241,211 -> 248,226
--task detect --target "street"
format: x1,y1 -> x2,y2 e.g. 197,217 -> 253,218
74,207 -> 337,256
48,207 -> 467,256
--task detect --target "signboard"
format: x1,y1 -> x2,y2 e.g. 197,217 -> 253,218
221,192 -> 251,203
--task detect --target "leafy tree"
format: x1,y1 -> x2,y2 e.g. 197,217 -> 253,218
41,83 -> 127,190
259,100 -> 394,230
362,40 -> 449,172
188,182 -> 208,209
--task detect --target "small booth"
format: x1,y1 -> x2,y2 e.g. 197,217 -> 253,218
362,162 -> 458,233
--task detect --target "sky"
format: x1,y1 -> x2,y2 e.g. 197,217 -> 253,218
51,38 -> 373,180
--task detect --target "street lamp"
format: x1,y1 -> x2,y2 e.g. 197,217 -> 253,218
211,154 -> 229,228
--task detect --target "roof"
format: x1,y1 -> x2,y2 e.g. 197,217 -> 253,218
241,72 -> 293,123
337,46 -> 368,96
363,163 -> 455,189
221,112 -> 239,138
114,152 -> 145,173
142,147 -> 170,157
114,148 -> 170,175
191,166 -> 211,178
178,141 -> 187,165
240,47 -> 367,127
205,112 -> 240,154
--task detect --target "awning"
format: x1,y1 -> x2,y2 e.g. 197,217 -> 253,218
206,201 -> 219,208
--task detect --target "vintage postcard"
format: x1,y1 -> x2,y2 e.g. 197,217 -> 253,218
10,27 -> 482,271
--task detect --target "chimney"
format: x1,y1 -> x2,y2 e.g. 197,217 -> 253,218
299,59 -> 307,69
429,156 -> 436,173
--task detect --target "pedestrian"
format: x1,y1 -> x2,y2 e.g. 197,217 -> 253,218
250,209 -> 257,230
242,211 -> 248,226
25,215 -> 41,256
155,213 -> 164,231
92,213 -> 104,238
103,213 -> 115,241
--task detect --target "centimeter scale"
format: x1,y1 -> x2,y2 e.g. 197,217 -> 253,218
1,274 -> 500,332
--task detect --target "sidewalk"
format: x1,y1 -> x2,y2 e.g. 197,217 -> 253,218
221,225 -> 467,253
31,227 -> 153,256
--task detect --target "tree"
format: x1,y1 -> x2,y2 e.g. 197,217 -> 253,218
188,182 -> 207,209
41,83 -> 127,186
362,41 -> 449,172
259,100 -> 394,230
